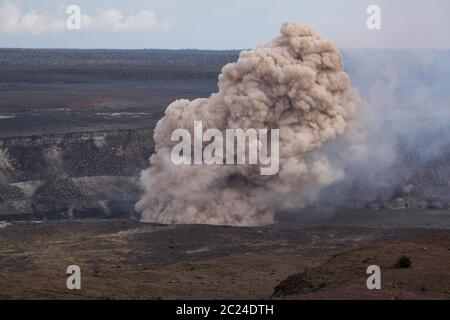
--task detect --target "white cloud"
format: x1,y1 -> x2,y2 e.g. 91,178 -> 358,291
0,2 -> 21,33
0,2 -> 64,34
0,2 -> 165,35
84,8 -> 158,32
122,10 -> 158,32
21,10 -> 65,34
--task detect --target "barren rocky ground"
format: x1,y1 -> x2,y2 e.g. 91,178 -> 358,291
0,215 -> 450,300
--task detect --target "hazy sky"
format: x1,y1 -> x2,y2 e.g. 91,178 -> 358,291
1,0 -> 449,49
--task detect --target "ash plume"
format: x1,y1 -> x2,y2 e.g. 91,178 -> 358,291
136,21 -> 360,226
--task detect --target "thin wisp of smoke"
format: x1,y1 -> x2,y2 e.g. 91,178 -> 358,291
0,149 -> 13,185
136,21 -> 360,226
0,149 -> 12,171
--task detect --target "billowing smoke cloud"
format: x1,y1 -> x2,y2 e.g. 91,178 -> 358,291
136,21 -> 360,226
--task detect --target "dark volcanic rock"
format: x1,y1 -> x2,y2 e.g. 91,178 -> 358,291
0,184 -> 23,202
32,175 -> 86,213
273,269 -> 327,297
0,128 -> 153,182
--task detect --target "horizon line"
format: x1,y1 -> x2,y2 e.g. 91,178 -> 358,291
1,47 -> 450,51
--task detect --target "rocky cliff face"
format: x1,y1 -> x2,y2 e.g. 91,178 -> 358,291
1,126 -> 450,221
0,128 -> 153,219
